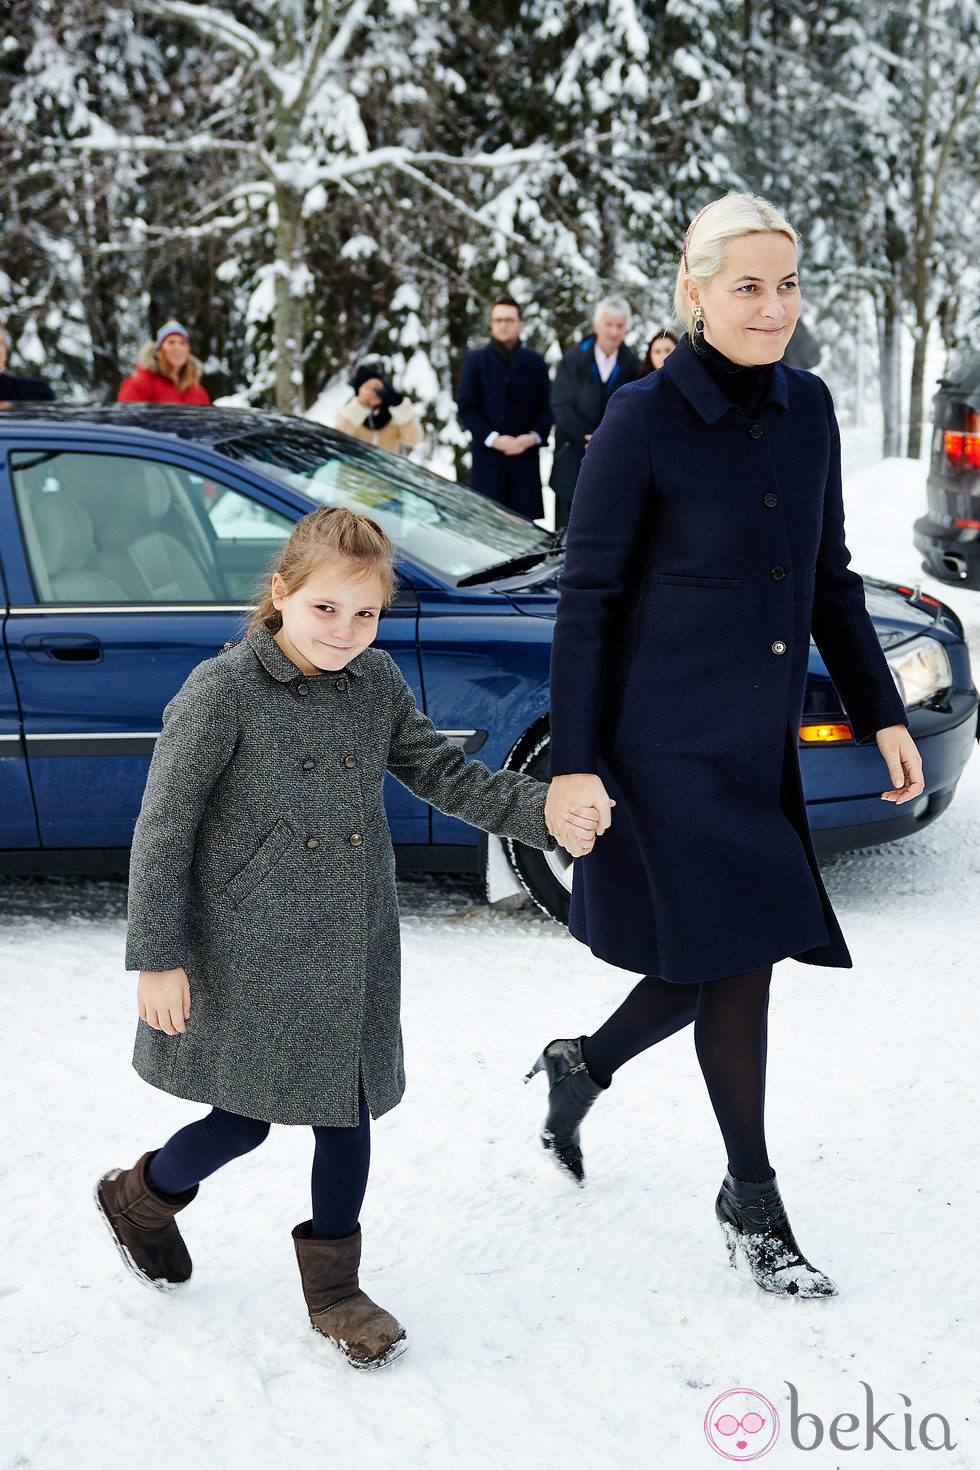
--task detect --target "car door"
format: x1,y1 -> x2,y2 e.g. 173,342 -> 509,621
0,437 -> 426,850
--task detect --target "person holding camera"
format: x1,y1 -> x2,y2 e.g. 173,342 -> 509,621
335,365 -> 423,455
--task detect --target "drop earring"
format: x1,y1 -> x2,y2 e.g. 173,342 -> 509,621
693,304 -> 705,335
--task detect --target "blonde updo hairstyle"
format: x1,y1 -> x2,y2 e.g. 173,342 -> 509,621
248,505 -> 397,634
673,193 -> 800,335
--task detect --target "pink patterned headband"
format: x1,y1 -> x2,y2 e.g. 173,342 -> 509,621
682,203 -> 715,271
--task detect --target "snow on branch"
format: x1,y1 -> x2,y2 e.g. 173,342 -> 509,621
138,0 -> 280,88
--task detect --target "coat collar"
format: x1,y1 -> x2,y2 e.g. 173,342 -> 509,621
661,335 -> 789,424
247,619 -> 365,683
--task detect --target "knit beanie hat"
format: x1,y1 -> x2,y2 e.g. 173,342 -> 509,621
155,321 -> 190,347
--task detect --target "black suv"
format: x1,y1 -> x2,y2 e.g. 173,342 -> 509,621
915,350 -> 980,587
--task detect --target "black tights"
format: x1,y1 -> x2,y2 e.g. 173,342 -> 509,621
146,1095 -> 371,1239
581,967 -> 773,1183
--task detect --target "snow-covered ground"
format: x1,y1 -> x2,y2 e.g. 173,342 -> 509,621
3,439 -> 980,1469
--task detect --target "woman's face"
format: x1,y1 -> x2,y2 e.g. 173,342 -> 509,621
686,233 -> 800,366
271,558 -> 387,674
648,337 -> 675,370
159,334 -> 190,373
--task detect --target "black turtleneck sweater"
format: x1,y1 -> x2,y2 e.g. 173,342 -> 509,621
690,331 -> 775,418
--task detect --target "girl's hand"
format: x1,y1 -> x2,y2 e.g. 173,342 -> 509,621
876,725 -> 925,804
138,968 -> 191,1036
546,774 -> 615,844
563,804 -> 601,857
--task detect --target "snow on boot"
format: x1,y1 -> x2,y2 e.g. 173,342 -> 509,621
292,1222 -> 407,1370
715,1171 -> 838,1298
525,1036 -> 607,1186
95,1151 -> 198,1291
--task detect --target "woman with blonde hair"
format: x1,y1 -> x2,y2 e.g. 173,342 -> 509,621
531,193 -> 923,1298
117,320 -> 210,405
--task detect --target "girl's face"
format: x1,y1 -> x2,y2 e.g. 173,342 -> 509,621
648,337 -> 675,370
159,334 -> 190,373
271,558 -> 387,674
685,232 -> 801,366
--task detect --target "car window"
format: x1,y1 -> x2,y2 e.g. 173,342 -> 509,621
9,450 -> 293,604
214,425 -> 552,580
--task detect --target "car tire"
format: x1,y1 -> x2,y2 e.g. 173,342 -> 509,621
503,734 -> 572,925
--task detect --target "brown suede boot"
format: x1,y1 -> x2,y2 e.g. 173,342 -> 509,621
96,1151 -> 198,1291
292,1221 -> 407,1369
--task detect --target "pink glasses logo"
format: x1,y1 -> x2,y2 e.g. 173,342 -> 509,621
704,1389 -> 780,1461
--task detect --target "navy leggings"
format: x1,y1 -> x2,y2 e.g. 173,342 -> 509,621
146,1094 -> 370,1239
582,966 -> 773,1184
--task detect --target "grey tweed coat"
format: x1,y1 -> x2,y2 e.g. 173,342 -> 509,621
127,622 -> 555,1126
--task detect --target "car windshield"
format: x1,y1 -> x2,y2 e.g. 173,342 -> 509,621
214,425 -> 553,581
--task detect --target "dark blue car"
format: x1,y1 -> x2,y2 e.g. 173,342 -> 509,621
0,404 -> 975,922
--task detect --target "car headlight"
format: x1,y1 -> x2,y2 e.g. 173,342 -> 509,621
885,636 -> 952,707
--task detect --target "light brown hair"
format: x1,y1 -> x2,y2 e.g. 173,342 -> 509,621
248,506 -> 397,634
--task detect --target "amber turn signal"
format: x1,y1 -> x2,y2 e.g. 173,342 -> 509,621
799,723 -> 853,743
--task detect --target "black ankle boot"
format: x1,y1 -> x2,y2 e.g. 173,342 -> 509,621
525,1037 -> 606,1185
715,1171 -> 838,1298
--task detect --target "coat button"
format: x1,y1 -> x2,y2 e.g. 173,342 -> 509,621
296,682 -> 311,696
770,565 -> 787,581
771,640 -> 787,655
306,837 -> 319,849
302,759 -> 315,770
344,755 -> 357,768
349,832 -> 363,846
763,493 -> 778,508
749,423 -> 764,439
335,677 -> 348,691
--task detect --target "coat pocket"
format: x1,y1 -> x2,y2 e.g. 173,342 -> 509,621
657,573 -> 744,590
224,818 -> 294,907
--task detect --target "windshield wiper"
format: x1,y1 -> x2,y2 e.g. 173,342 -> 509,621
456,544 -> 563,588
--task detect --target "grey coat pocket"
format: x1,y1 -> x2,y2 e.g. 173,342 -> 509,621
657,573 -> 744,590
224,818 -> 294,907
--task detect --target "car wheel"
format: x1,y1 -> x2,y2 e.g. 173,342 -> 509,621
503,734 -> 572,925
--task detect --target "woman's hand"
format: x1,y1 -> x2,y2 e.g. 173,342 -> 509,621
876,725 -> 925,804
546,774 -> 615,848
138,968 -> 191,1035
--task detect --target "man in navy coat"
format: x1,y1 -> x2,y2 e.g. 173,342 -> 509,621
550,295 -> 639,531
455,295 -> 553,520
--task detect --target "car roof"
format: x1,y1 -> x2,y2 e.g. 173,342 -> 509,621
0,402 -> 345,451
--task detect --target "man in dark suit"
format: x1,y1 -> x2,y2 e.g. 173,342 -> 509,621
549,295 -> 639,530
455,295 -> 553,520
0,321 -> 54,406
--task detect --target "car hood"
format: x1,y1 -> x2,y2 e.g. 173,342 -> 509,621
498,567 -> 948,645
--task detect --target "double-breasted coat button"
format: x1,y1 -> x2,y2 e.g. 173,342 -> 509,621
349,833 -> 363,846
763,492 -> 778,508
296,682 -> 311,696
306,837 -> 319,849
344,755 -> 357,768
335,677 -> 348,691
771,640 -> 787,655
749,423 -> 764,439
770,565 -> 787,581
302,759 -> 315,770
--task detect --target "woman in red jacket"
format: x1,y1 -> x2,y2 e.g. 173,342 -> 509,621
117,321 -> 210,405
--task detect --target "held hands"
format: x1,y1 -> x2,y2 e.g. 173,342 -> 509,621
876,725 -> 925,804
138,967 -> 191,1035
492,433 -> 538,456
545,774 -> 616,856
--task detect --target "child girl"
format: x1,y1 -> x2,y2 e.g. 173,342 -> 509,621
98,506 -> 597,1369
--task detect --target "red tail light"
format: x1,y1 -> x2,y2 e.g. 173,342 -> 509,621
945,412 -> 980,468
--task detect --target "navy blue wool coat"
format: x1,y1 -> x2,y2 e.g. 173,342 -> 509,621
549,335 -> 639,504
549,336 -> 908,985
456,343 -> 553,519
